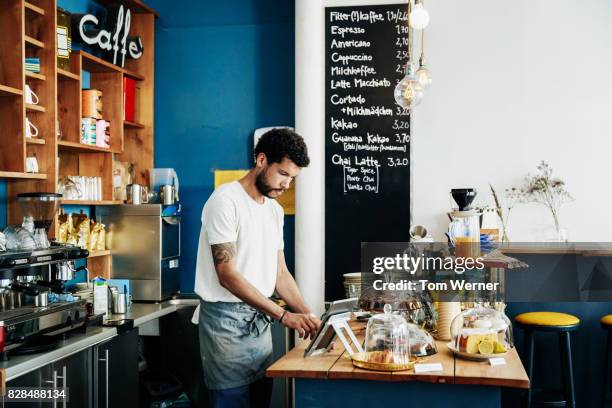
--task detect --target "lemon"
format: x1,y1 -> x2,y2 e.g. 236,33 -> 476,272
493,342 -> 507,354
466,335 -> 481,354
478,340 -> 494,355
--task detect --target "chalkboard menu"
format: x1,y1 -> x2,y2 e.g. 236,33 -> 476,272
325,4 -> 412,300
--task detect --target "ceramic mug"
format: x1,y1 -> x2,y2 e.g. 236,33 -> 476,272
25,156 -> 39,173
25,117 -> 38,138
25,85 -> 39,105
96,120 -> 110,148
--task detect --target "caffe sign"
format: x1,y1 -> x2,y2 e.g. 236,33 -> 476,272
75,4 -> 143,68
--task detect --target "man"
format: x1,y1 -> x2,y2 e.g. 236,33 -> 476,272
194,128 -> 321,408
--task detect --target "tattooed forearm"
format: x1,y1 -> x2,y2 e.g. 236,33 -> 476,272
211,242 -> 236,265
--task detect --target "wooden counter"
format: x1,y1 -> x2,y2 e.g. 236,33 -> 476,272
267,336 -> 529,389
498,242 -> 612,257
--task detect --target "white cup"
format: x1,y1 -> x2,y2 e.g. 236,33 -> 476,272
25,85 -> 39,105
25,117 -> 38,138
25,157 -> 39,173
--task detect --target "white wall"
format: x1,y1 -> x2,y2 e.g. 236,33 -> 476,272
413,0 -> 612,242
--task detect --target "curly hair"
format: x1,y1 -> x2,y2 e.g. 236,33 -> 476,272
254,128 -> 310,168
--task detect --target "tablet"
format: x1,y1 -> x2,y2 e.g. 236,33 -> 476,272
323,297 -> 358,318
303,298 -> 358,357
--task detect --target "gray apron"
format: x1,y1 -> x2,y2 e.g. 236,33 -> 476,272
198,300 -> 274,390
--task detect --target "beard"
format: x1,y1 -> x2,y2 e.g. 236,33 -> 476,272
255,168 -> 285,198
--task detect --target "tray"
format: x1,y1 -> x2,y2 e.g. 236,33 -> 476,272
447,342 -> 509,361
350,352 -> 418,371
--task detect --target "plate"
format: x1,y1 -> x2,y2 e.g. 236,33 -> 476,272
350,352 -> 418,371
447,342 -> 509,361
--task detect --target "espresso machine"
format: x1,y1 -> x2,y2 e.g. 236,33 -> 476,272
0,193 -> 90,359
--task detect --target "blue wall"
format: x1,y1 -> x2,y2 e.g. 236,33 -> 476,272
147,0 -> 296,293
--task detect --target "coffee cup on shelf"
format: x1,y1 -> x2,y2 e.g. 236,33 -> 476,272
25,117 -> 38,138
25,156 -> 39,173
25,84 -> 39,105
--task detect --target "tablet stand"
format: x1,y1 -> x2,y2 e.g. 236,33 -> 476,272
328,312 -> 364,356
305,312 -> 363,357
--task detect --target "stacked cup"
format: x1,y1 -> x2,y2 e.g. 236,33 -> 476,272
435,302 -> 462,341
343,273 -> 362,299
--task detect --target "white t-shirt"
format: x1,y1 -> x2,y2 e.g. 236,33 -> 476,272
194,181 -> 284,302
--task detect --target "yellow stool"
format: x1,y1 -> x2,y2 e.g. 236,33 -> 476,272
602,315 -> 612,407
515,312 -> 580,408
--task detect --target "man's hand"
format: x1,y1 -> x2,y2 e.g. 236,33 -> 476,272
281,312 -> 321,339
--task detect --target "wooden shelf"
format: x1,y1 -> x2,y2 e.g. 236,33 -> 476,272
0,84 -> 23,97
24,35 -> 44,49
58,140 -> 119,153
26,103 -> 45,112
88,250 -> 112,258
57,68 -> 79,81
78,50 -> 145,81
26,137 -> 45,145
79,50 -> 121,73
0,171 -> 47,179
124,120 -> 145,129
26,71 -> 46,81
62,200 -> 123,205
24,1 -> 45,16
123,69 -> 145,81
3,0 -> 155,277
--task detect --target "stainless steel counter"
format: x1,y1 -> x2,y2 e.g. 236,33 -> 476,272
115,301 -> 178,326
2,301 -> 180,381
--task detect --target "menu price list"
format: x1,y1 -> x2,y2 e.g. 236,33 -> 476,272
324,4 -> 413,300
326,5 -> 411,195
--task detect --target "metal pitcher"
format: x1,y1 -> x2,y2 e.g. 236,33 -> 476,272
160,185 -> 178,206
126,184 -> 149,205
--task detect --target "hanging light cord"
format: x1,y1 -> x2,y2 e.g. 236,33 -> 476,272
419,29 -> 426,67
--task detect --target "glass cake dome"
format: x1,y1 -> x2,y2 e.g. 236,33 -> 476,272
363,304 -> 412,365
449,306 -> 513,358
406,322 -> 437,356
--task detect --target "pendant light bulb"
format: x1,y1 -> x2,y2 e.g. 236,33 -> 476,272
409,2 -> 430,30
394,63 -> 424,108
416,64 -> 432,89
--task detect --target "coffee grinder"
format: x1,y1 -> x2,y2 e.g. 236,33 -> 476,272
448,189 -> 480,258
17,192 -> 62,249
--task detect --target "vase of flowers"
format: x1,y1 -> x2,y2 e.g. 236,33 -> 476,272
517,161 -> 573,241
489,184 -> 524,243
490,161 -> 573,242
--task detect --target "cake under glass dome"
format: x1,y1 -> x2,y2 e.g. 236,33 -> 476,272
449,306 -> 513,360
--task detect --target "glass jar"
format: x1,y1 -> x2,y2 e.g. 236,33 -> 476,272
450,306 -> 513,357
363,304 -> 412,365
448,210 -> 481,259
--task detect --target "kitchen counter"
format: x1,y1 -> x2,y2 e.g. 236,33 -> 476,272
267,324 -> 529,408
2,301 -> 180,381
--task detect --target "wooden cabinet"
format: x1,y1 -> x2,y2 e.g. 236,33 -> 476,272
0,0 -> 158,279
0,0 -> 156,184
